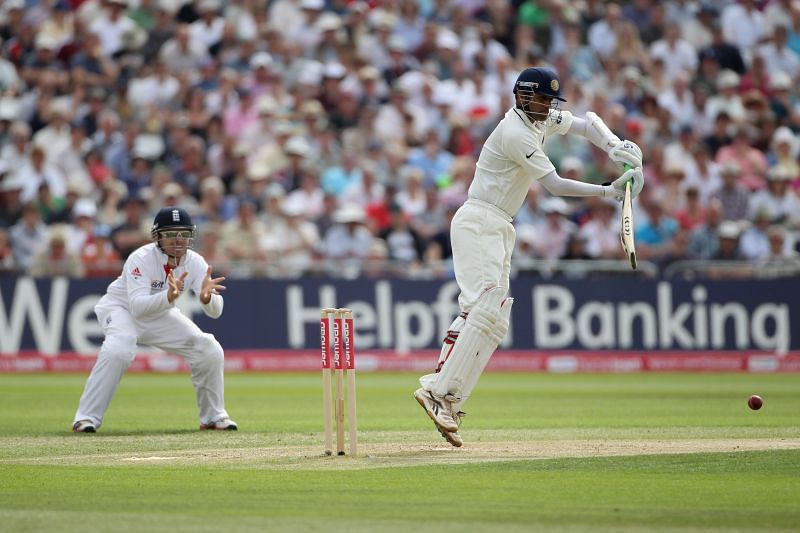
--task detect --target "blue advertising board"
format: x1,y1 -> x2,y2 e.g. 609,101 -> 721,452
0,277 -> 797,355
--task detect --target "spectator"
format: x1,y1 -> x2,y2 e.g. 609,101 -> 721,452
323,204 -> 374,275
0,173 -> 25,228
588,2 -> 622,60
711,220 -> 746,261
81,224 -> 121,278
394,167 -> 427,218
578,196 -> 620,259
219,199 -> 268,275
746,167 -> 800,227
110,195 -> 151,259
340,160 -> 384,211
0,227 -> 16,274
262,197 -> 320,277
721,0 -> 765,57
195,175 -> 236,224
650,22 -> 697,80
69,33 -> 119,88
675,186 -> 706,231
715,126 -> 768,191
28,225 -> 84,278
759,224 -> 800,270
17,145 -> 67,205
532,197 -> 576,260
703,111 -> 733,158
406,129 -> 455,189
740,209 -> 774,260
705,70 -> 745,122
373,83 -> 428,147
159,23 -> 209,74
321,149 -> 362,198
635,193 -> 680,264
378,203 -> 426,267
688,198 -> 725,260
710,161 -> 749,221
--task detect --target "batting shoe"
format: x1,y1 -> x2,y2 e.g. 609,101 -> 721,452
72,420 -> 96,433
414,388 -> 459,433
200,417 -> 238,431
437,426 -> 463,447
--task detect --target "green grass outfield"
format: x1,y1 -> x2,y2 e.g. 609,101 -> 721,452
1,372 -> 799,532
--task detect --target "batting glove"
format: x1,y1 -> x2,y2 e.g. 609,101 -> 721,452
604,166 -> 644,201
608,139 -> 643,169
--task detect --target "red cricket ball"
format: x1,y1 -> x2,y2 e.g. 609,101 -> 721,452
747,395 -> 763,410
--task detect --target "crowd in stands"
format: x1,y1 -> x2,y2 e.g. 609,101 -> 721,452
1,0 -> 800,279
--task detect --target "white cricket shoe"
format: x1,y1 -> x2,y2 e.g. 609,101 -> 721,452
414,388 -> 459,433
200,417 -> 238,431
72,420 -> 96,433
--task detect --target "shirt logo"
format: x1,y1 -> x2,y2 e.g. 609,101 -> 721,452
151,280 -> 165,289
526,150 -> 537,159
131,267 -> 141,278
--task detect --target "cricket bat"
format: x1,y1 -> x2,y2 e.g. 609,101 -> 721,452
620,165 -> 637,270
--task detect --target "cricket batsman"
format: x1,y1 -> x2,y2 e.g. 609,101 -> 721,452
72,207 -> 237,433
415,67 -> 645,446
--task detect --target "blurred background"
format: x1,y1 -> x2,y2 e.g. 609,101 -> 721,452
0,0 -> 798,369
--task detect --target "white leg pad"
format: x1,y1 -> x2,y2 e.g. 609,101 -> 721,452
432,286 -> 513,404
419,314 -> 465,391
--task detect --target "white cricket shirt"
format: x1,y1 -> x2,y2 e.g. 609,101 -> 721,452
97,243 -> 223,321
468,107 -> 573,216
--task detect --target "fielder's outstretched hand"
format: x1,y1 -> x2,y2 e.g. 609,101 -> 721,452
167,271 -> 188,303
606,166 -> 644,201
200,265 -> 226,305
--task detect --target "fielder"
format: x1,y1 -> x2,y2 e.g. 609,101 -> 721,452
415,67 -> 644,447
72,207 -> 237,433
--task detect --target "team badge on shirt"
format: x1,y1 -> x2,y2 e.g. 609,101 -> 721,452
131,267 -> 142,278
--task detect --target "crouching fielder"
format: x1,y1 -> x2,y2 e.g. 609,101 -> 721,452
415,67 -> 645,447
72,207 -> 237,433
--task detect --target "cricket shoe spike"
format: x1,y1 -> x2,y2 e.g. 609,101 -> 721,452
72,420 -> 96,433
200,417 -> 238,431
414,388 -> 459,433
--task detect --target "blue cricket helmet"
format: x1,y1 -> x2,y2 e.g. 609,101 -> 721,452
513,67 -> 567,102
150,206 -> 195,240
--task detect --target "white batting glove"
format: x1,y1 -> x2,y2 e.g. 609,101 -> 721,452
608,139 -> 643,169
604,166 -> 644,201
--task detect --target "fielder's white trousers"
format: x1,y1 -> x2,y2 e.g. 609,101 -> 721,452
73,303 -> 229,429
451,199 -> 515,311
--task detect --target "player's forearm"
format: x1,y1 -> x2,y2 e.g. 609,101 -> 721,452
539,172 -> 607,197
201,293 -> 224,319
568,115 -> 620,151
129,291 -> 173,318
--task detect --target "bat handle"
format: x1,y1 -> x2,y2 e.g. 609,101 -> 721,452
623,163 -> 633,187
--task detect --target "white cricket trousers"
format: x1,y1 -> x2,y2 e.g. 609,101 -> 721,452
451,198 -> 516,311
73,304 -> 229,429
